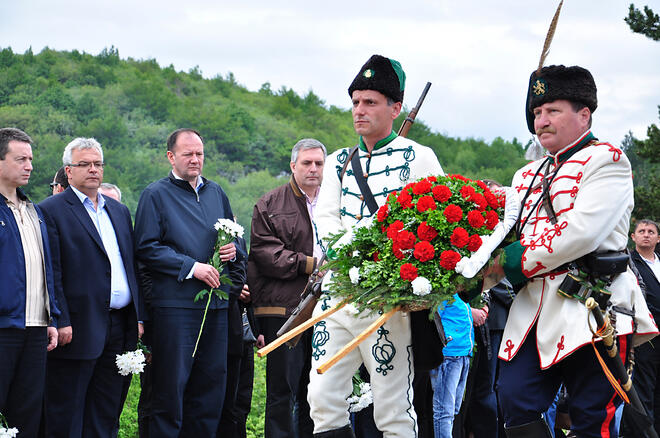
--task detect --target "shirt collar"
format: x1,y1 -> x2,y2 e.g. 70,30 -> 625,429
172,171 -> 204,192
71,186 -> 105,210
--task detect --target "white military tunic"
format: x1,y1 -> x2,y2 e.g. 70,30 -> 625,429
309,133 -> 443,437
499,130 -> 658,369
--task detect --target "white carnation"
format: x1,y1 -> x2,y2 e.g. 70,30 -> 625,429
0,427 -> 19,438
213,218 -> 244,238
349,267 -> 360,285
116,349 -> 146,376
348,381 -> 373,412
411,276 -> 432,296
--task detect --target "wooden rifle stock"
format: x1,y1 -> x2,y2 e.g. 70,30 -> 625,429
397,82 -> 432,138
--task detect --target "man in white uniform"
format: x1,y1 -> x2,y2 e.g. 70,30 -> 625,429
493,65 -> 657,437
308,54 -> 444,438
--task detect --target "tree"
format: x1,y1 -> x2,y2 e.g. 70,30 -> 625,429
626,4 -> 660,40
625,4 -> 660,219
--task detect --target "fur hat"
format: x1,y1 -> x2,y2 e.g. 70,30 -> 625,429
525,65 -> 597,134
348,54 -> 406,103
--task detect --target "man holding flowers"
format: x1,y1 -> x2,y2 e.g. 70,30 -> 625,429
308,55 -> 444,437
134,128 -> 246,437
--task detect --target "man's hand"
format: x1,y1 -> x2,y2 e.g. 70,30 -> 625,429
472,307 -> 489,326
218,242 -> 237,262
47,326 -> 58,351
194,263 -> 221,288
239,284 -> 250,303
256,334 -> 265,349
138,322 -> 144,339
58,326 -> 73,346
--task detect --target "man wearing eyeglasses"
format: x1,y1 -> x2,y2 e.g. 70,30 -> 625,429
50,166 -> 68,196
38,137 -> 142,438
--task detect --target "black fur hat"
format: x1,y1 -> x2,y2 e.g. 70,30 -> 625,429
348,54 -> 406,103
525,65 -> 597,134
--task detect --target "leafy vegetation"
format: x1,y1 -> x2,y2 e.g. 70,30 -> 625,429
625,4 -> 660,220
0,46 -> 528,236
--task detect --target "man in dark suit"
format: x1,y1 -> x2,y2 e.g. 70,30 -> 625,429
39,137 -> 142,438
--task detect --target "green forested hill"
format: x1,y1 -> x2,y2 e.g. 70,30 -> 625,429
0,46 -> 528,233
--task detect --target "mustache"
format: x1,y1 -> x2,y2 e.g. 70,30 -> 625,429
536,127 -> 556,136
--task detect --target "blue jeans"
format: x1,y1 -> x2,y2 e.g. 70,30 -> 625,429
430,356 -> 470,438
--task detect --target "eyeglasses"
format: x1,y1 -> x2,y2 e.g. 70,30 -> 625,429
49,182 -> 59,189
69,161 -> 105,169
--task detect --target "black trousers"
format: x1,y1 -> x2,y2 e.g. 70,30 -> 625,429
498,326 -> 627,438
45,308 -> 132,438
0,326 -> 48,438
260,316 -> 314,438
218,339 -> 255,438
626,339 -> 660,436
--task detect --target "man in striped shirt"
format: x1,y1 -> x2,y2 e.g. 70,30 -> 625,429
0,127 -> 60,436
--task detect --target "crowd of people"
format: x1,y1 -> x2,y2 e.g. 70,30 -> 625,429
1,51 -> 659,438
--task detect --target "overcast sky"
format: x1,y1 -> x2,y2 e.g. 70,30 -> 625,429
2,0 -> 659,147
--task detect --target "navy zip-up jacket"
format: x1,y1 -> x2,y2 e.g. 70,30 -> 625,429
0,189 -> 60,328
134,173 -> 246,310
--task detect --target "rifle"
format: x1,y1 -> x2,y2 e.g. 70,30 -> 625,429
264,82 -> 434,353
275,253 -> 326,346
397,82 -> 432,137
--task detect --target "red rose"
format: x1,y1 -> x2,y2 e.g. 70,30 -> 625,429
443,204 -> 463,223
450,227 -> 469,248
469,193 -> 487,211
449,174 -> 468,182
467,234 -> 482,252
387,191 -> 398,202
485,210 -> 500,230
404,182 -> 416,192
467,210 -> 485,229
392,243 -> 405,260
417,221 -> 438,241
460,185 -> 476,200
413,179 -> 432,195
432,185 -> 452,203
394,230 -> 416,250
416,195 -> 437,213
439,250 -> 462,270
397,191 -> 413,209
400,263 -> 418,281
413,241 -> 435,262
377,204 -> 389,222
427,176 -> 438,183
477,180 -> 488,190
386,220 -> 404,239
484,190 -> 499,209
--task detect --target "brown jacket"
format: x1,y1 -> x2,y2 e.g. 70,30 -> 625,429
248,176 -> 316,317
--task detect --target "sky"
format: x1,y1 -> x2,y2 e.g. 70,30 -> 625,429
2,0 -> 660,147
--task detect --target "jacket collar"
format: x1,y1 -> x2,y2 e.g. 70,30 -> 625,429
0,187 -> 29,203
168,171 -> 208,193
549,130 -> 597,165
289,175 -> 304,198
358,131 -> 397,152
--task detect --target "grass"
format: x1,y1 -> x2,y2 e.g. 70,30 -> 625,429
118,350 -> 267,438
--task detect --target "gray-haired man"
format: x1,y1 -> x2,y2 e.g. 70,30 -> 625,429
249,138 -> 326,438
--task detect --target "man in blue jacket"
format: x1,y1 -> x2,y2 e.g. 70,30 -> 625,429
0,127 -> 60,436
134,128 -> 246,437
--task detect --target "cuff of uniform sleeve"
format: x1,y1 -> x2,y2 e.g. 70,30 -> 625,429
502,241 -> 528,286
